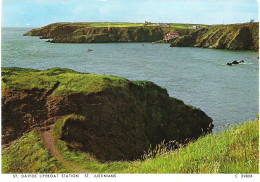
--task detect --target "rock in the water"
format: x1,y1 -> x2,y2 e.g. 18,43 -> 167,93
227,60 -> 245,66
232,60 -> 240,64
227,62 -> 232,66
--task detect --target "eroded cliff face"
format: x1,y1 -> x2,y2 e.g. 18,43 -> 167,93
2,67 -> 213,161
25,22 -> 258,50
171,23 -> 259,51
24,23 -> 194,43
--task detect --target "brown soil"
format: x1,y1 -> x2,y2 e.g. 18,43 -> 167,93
42,126 -> 88,173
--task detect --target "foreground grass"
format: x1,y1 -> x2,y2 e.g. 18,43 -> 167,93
2,130 -> 75,173
2,118 -> 258,173
53,118 -> 259,173
126,119 -> 259,173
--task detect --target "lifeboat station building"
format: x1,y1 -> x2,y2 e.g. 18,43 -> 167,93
165,33 -> 180,41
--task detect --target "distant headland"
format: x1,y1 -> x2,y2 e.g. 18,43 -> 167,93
24,22 -> 259,51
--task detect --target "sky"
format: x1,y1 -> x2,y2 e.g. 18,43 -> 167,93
1,0 -> 259,27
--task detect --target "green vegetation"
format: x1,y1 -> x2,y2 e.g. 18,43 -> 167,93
2,130 -> 75,173
24,22 -> 198,43
41,22 -> 146,28
29,22 -> 201,28
2,67 -> 257,173
171,22 -> 259,50
52,114 -> 86,139
24,22 -> 258,50
2,67 -> 128,96
2,67 -> 213,163
51,117 -> 259,173
169,25 -> 190,29
126,118 -> 259,173
52,114 -> 132,172
3,118 -> 258,173
88,22 -> 145,27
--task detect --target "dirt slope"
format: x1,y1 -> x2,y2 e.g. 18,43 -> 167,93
42,126 -> 87,173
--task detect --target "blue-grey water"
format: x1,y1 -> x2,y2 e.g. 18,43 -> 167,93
1,27 -> 259,132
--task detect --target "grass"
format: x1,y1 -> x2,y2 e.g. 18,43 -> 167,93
87,23 -> 210,29
50,117 -> 259,173
56,22 -> 146,27
194,22 -> 259,50
52,114 -> 86,140
126,119 -> 259,173
53,22 -> 196,28
2,67 -> 259,173
26,22 -> 212,43
2,115 -> 258,173
2,67 -> 168,100
30,22 -> 208,31
2,67 -> 129,96
89,22 -> 145,27
88,23 -> 208,30
169,24 -> 191,29
2,130 -> 75,173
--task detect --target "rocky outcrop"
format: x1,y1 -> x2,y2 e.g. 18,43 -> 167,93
25,22 -> 258,50
2,67 -> 213,161
171,23 -> 259,51
170,28 -> 208,47
226,60 -> 245,66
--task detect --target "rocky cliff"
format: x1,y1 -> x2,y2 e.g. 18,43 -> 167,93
25,22 -> 258,50
2,67 -> 213,161
171,23 -> 259,51
24,23 -> 194,43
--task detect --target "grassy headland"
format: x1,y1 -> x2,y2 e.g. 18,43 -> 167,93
171,22 -> 259,50
1,67 -> 258,173
24,22 -> 199,43
2,67 -> 213,163
24,22 -> 258,50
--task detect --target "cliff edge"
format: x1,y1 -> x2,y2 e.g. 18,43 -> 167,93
24,23 -> 194,43
2,67 -> 213,161
171,23 -> 259,51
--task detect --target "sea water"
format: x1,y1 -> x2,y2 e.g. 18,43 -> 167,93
1,27 -> 259,131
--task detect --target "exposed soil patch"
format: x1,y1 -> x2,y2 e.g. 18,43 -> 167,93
42,126 -> 87,173
2,81 -> 61,146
